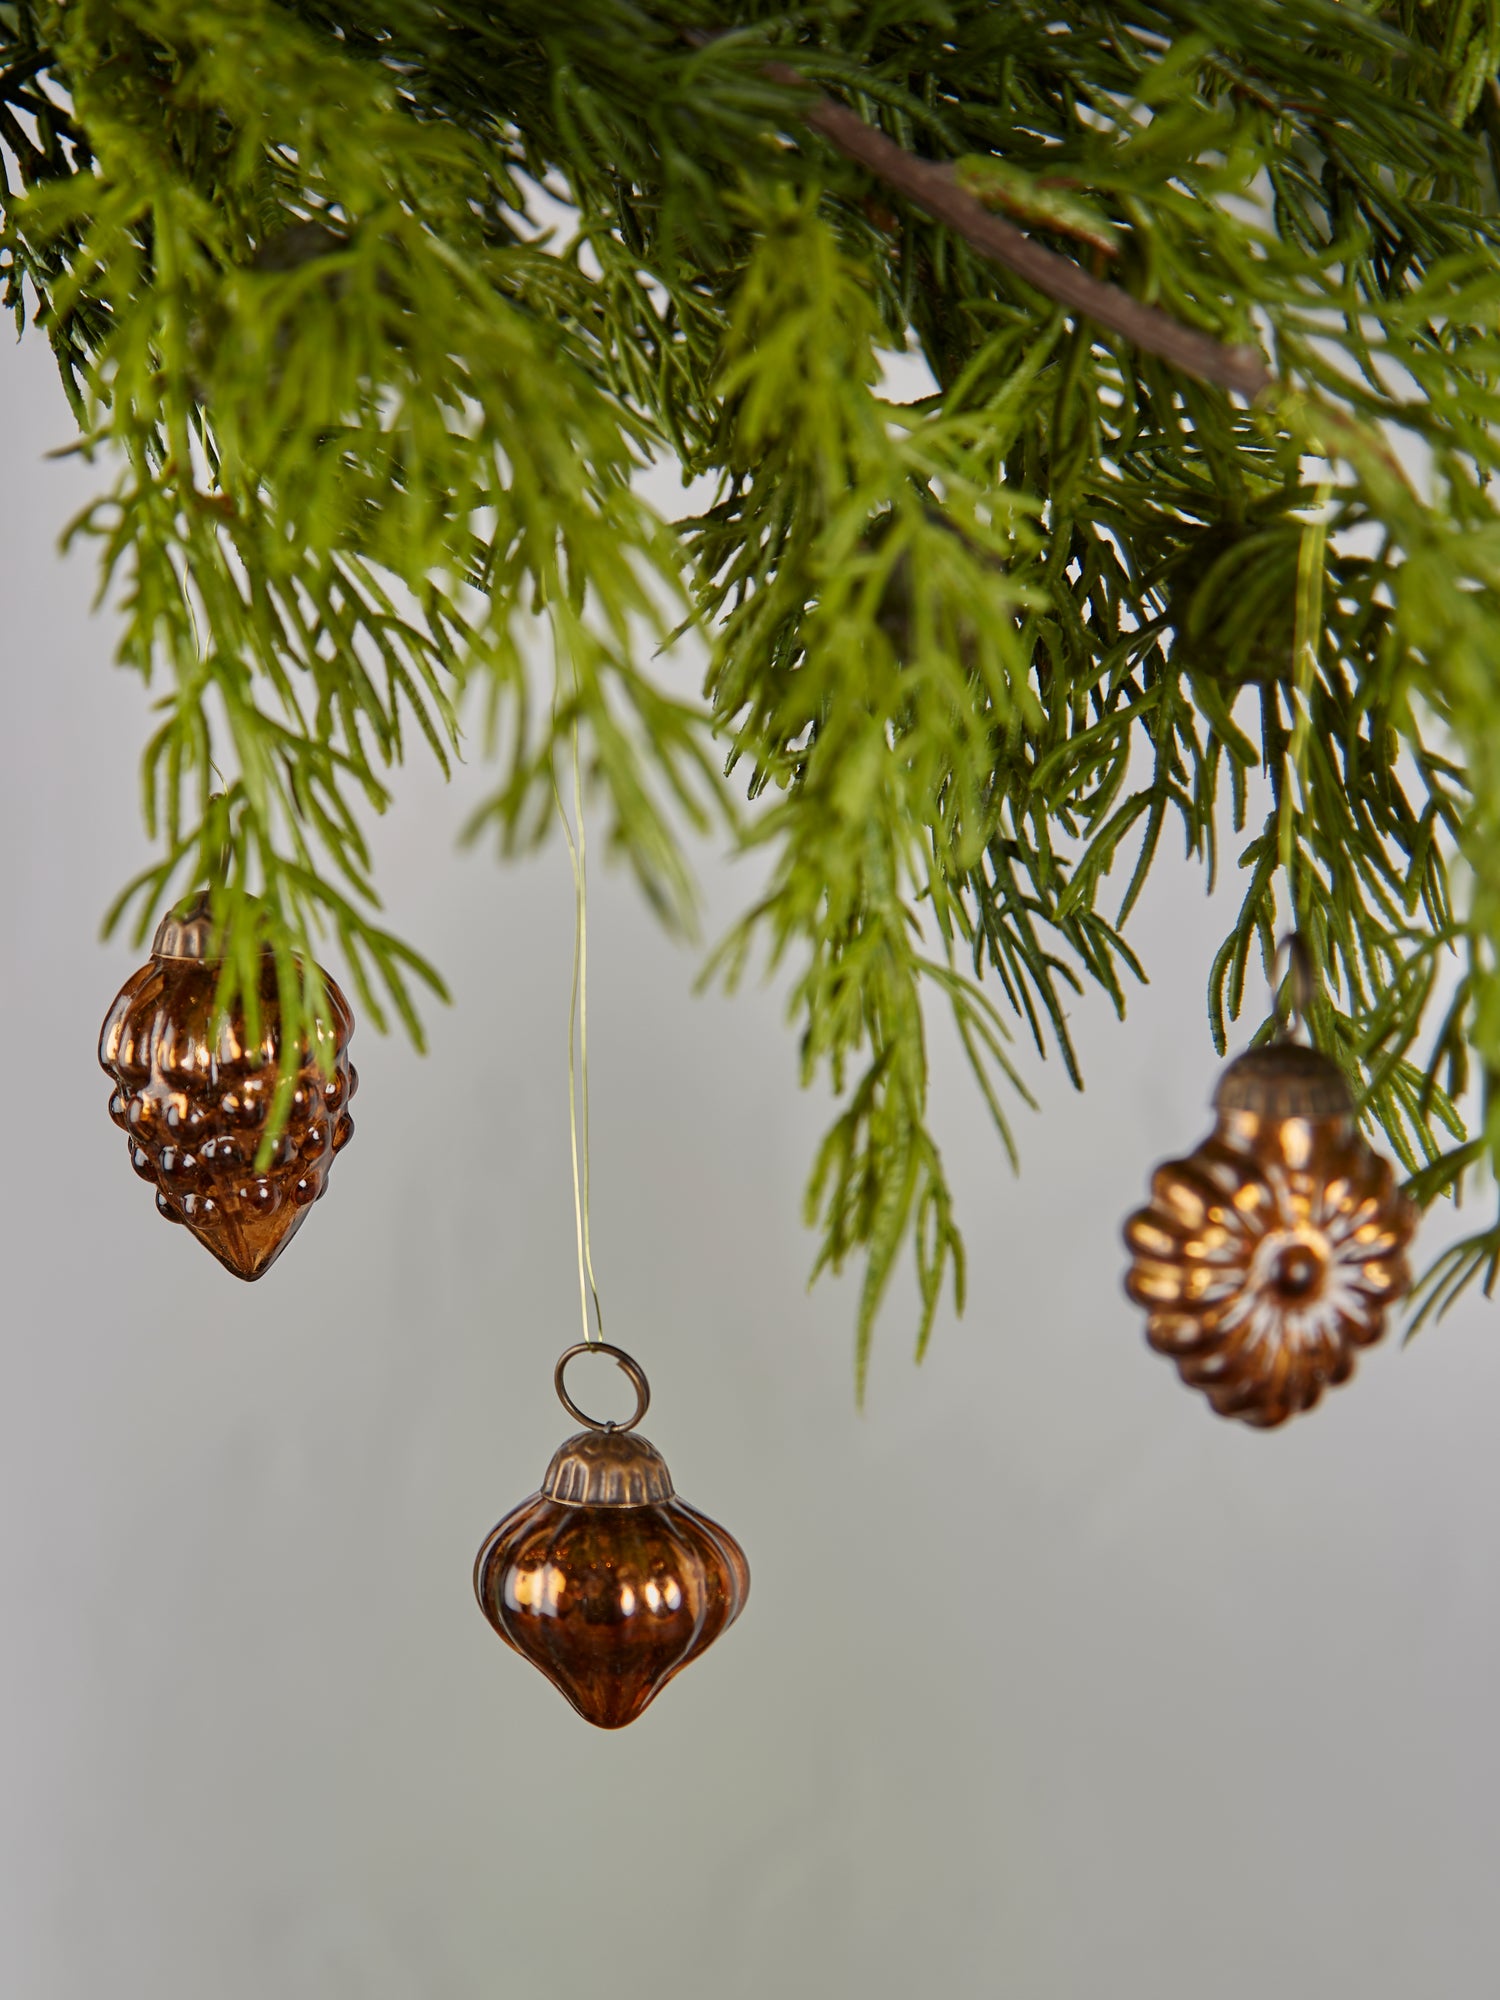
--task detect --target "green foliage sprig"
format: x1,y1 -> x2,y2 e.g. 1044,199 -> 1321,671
6,0 -> 1500,1374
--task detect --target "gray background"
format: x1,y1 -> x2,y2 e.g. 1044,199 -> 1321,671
4,324 -> 1499,2000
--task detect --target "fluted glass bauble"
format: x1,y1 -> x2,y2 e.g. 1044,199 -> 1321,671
1123,1042 -> 1416,1428
474,1348 -> 749,1729
98,895 -> 356,1280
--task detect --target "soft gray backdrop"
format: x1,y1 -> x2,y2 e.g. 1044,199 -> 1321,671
4,326 -> 1499,2000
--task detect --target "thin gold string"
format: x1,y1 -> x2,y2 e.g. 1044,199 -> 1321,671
552,720 -> 604,1345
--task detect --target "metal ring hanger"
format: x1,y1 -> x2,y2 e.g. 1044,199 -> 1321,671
554,1342 -> 651,1433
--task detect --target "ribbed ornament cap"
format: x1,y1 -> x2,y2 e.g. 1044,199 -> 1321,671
541,1428 -> 676,1506
151,892 -> 221,963
1213,1041 -> 1354,1120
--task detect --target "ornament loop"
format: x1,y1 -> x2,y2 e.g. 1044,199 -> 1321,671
554,1342 -> 650,1434
1271,931 -> 1315,1043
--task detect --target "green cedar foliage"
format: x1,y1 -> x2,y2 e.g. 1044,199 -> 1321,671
4,0 -> 1500,1380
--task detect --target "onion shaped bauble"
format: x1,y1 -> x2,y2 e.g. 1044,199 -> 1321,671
474,1345 -> 749,1729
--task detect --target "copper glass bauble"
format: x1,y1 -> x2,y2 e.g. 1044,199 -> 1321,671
474,1344 -> 750,1729
1123,1041 -> 1416,1428
98,895 -> 357,1280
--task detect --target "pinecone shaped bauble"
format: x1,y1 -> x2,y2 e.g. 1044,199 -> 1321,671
475,1344 -> 750,1729
1123,1041 -> 1417,1428
98,895 -> 357,1281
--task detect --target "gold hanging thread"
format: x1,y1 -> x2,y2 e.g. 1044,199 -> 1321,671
552,719 -> 604,1345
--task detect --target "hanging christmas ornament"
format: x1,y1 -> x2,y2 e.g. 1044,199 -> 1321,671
474,1343 -> 750,1729
472,725 -> 748,1727
1122,941 -> 1417,1428
98,893 -> 357,1280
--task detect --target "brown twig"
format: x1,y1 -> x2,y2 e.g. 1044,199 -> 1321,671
722,44 -> 1272,400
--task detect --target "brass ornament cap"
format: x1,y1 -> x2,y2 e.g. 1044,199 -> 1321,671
541,1426 -> 676,1506
1123,1042 -> 1417,1428
97,895 -> 357,1280
474,1346 -> 750,1729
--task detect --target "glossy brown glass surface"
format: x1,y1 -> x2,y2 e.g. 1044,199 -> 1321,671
1123,1044 -> 1416,1428
98,935 -> 356,1281
474,1425 -> 750,1730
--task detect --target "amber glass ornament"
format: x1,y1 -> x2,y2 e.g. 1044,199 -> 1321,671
1123,1039 -> 1417,1428
474,1343 -> 750,1729
98,895 -> 357,1281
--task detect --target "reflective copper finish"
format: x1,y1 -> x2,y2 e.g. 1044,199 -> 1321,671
474,1344 -> 750,1729
98,895 -> 357,1280
1123,1042 -> 1417,1428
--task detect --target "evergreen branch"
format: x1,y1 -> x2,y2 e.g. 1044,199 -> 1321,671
5,0 -> 1500,1378
751,46 -> 1273,401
